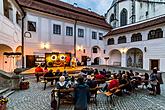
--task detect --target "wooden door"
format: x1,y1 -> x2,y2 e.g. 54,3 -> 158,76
26,55 -> 35,68
150,60 -> 159,70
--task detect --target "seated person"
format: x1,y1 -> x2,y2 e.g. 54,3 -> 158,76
102,74 -> 119,92
35,65 -> 44,82
108,74 -> 119,90
86,75 -> 97,94
35,65 -> 43,72
119,74 -> 132,94
132,72 -> 142,88
68,76 -> 78,88
44,69 -> 54,85
56,76 -> 69,89
56,76 -> 70,98
78,71 -> 87,78
43,65 -> 48,73
55,69 -> 62,83
95,72 -> 105,79
101,69 -> 107,77
62,70 -> 68,77
86,75 -> 97,88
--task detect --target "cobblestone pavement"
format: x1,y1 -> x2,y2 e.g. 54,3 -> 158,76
7,74 -> 165,110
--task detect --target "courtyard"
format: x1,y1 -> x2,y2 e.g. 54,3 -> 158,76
7,72 -> 165,110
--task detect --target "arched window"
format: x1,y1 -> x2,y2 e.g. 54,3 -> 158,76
131,33 -> 142,42
118,36 -> 126,44
3,0 -> 13,21
107,38 -> 114,45
155,28 -> 163,38
110,14 -> 114,23
120,8 -> 127,26
148,28 -> 163,40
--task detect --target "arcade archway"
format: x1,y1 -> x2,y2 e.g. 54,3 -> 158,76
0,44 -> 13,72
109,49 -> 121,66
126,48 -> 143,68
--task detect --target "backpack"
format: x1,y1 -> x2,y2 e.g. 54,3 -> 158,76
51,91 -> 57,110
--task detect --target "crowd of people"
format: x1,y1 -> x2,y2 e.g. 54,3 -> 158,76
35,65 -> 163,110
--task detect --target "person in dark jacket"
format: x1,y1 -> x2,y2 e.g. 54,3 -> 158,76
74,76 -> 90,110
86,75 -> 97,94
44,69 -> 54,85
150,68 -> 158,95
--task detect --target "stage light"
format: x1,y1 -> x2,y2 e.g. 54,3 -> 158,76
41,42 -> 50,49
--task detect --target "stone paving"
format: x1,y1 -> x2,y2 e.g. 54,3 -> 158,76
7,74 -> 165,110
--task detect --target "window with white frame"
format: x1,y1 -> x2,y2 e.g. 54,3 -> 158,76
53,24 -> 61,35
78,28 -> 84,37
66,26 -> 73,36
92,31 -> 97,39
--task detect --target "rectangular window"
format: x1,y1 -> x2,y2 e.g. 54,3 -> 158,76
66,26 -> 73,36
92,31 -> 97,39
78,28 -> 84,37
28,21 -> 36,32
53,24 -> 61,34
99,33 -> 103,40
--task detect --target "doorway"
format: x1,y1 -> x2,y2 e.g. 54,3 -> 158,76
94,57 -> 100,65
81,56 -> 87,66
26,55 -> 35,68
150,59 -> 159,70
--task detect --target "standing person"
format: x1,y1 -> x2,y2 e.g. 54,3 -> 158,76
150,68 -> 158,95
154,68 -> 161,95
74,76 -> 90,110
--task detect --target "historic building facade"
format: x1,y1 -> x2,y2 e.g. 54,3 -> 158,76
104,0 -> 165,72
0,0 -> 23,72
17,0 -> 110,68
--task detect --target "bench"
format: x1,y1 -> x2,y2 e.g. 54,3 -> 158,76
104,84 -> 127,105
41,76 -> 61,90
35,72 -> 46,82
51,86 -> 102,110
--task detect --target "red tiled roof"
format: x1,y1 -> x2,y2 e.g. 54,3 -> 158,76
104,15 -> 165,37
17,0 -> 111,30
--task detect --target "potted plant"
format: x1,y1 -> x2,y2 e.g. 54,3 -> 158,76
0,96 -> 8,110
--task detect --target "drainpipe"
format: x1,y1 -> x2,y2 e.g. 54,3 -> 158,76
21,13 -> 25,68
74,20 -> 77,57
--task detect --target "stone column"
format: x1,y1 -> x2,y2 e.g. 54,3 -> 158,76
121,53 -> 127,67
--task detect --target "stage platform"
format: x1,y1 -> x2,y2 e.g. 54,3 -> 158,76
21,66 -> 85,75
